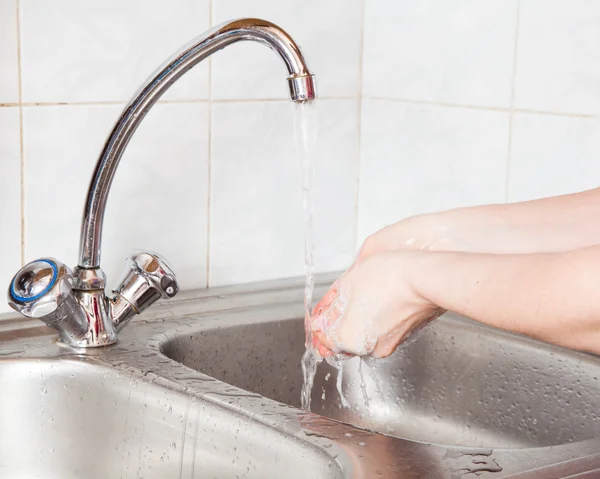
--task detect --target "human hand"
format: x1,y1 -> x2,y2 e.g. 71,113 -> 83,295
356,213 -> 460,265
310,251 -> 444,359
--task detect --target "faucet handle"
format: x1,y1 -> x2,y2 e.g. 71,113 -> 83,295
110,252 -> 178,330
7,258 -> 90,343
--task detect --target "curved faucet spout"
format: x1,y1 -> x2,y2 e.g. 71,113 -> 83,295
7,18 -> 316,348
78,18 -> 316,269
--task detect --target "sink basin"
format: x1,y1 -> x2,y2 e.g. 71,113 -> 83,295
162,311 -> 600,449
0,358 -> 188,478
4,277 -> 600,477
0,357 -> 338,479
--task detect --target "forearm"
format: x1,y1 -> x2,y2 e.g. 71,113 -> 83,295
411,246 -> 600,355
438,188 -> 600,254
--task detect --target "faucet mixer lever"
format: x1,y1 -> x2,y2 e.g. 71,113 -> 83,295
110,252 -> 178,331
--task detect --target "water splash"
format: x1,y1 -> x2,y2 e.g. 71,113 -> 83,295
364,356 -> 386,402
335,360 -> 350,408
296,101 -> 321,411
358,359 -> 370,408
322,354 -> 350,408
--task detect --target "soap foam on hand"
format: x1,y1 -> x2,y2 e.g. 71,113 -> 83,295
309,288 -> 378,410
311,286 -> 378,359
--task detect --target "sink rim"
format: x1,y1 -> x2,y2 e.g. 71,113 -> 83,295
2,273 -> 600,478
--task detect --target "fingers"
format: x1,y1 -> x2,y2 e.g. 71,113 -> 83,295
312,280 -> 339,317
313,329 -> 334,352
311,291 -> 344,349
311,297 -> 344,355
309,280 -> 340,356
315,339 -> 333,357
371,341 -> 396,359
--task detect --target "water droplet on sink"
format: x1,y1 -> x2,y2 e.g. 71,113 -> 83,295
41,388 -> 47,395
358,441 -> 367,447
303,431 -> 328,439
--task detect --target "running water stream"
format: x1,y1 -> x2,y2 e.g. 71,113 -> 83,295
296,102 -> 354,411
295,101 -> 320,411
296,102 -> 359,411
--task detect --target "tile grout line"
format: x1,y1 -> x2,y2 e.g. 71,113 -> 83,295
0,98 -> 596,120
2,97 -> 594,119
206,98 -> 212,288
1,96 -> 361,108
205,0 -> 214,288
353,0 -> 366,253
21,100 -> 129,107
505,0 -> 522,203
363,96 -> 596,119
209,97 -> 358,103
510,107 -> 594,119
15,0 -> 25,266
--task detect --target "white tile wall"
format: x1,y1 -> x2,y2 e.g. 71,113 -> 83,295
20,0 -> 210,103
509,114 -> 600,202
363,0 -> 519,108
24,103 -> 209,290
514,0 -> 600,115
23,104 -> 117,267
211,0 -> 362,99
357,100 -> 509,244
1,0 -> 600,318
209,99 -> 358,285
0,108 -> 22,313
0,0 -> 19,104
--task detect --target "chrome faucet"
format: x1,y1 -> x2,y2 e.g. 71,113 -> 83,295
7,18 -> 316,348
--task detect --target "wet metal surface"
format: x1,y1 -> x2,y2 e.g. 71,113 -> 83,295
2,275 -> 600,478
165,312 -> 600,449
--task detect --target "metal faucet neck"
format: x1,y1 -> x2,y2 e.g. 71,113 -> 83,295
8,18 -> 316,348
7,18 -> 316,348
78,18 -> 316,270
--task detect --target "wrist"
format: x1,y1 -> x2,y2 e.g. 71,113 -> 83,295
416,210 -> 462,252
399,249 -> 443,304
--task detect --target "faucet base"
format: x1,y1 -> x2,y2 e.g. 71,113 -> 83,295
66,266 -> 118,347
71,289 -> 119,347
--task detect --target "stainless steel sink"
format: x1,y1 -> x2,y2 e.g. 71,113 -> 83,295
0,359 -> 192,478
2,275 -> 600,478
0,327 -> 342,478
162,312 -> 600,449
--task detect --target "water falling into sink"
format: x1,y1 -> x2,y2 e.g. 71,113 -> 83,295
294,101 -> 321,411
296,102 -> 352,411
